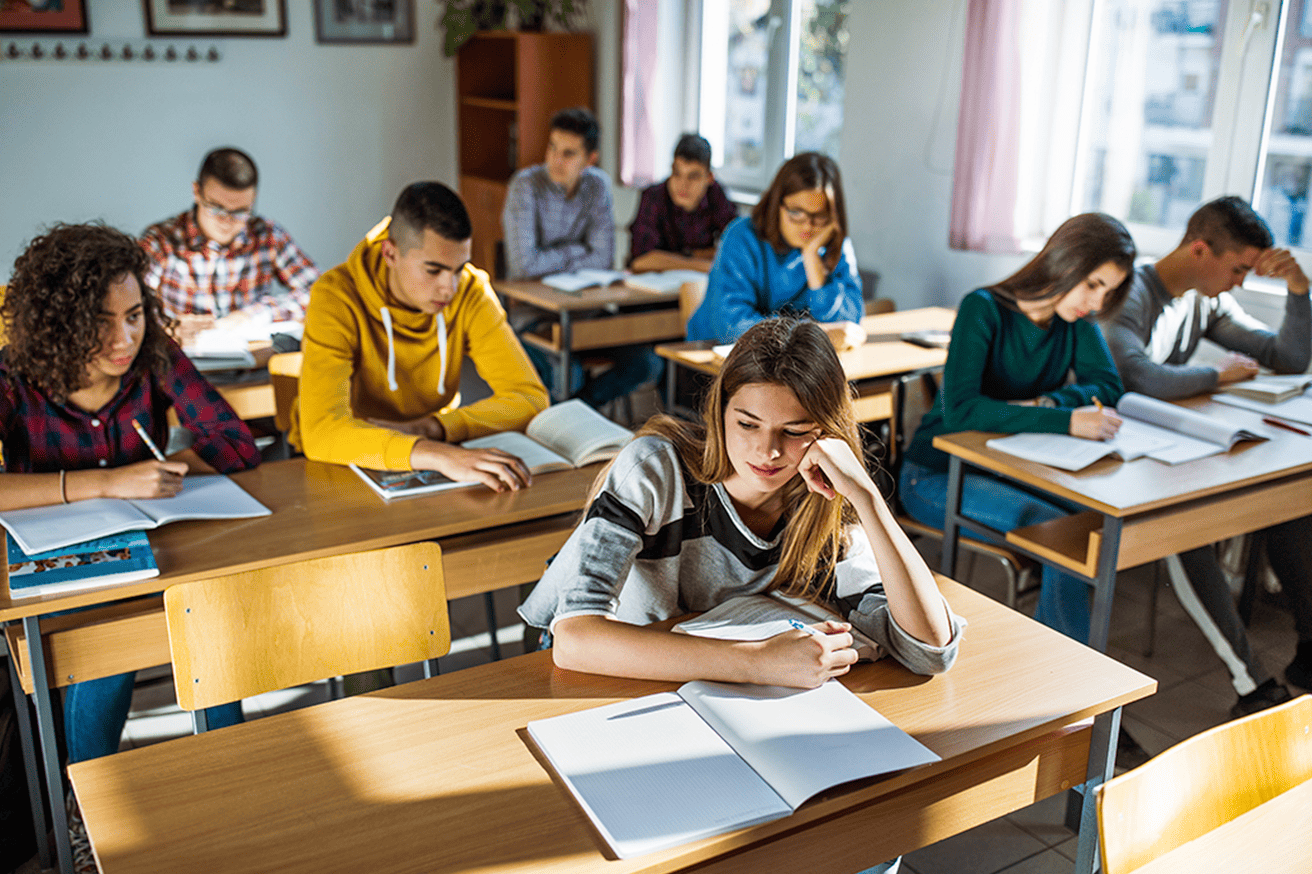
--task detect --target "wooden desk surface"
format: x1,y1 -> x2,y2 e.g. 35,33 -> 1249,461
932,398 -> 1312,516
0,459 -> 597,622
497,278 -> 680,313
656,306 -> 955,381
68,579 -> 1155,874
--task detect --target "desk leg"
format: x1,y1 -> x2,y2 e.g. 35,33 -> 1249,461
24,615 -> 73,874
1087,516 -> 1122,653
1073,706 -> 1120,874
940,456 -> 964,577
665,357 -> 678,411
556,312 -> 573,402
7,645 -> 50,868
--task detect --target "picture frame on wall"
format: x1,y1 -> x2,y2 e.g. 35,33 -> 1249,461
314,0 -> 415,45
0,0 -> 89,34
143,0 -> 287,38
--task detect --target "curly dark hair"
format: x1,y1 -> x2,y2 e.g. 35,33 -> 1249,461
3,222 -> 176,401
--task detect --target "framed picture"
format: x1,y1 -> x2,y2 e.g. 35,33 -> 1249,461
143,0 -> 287,38
314,0 -> 414,44
0,0 -> 89,34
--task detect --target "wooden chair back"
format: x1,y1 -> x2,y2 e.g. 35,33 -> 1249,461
1096,694 -> 1312,873
678,279 -> 707,334
268,351 -> 303,434
164,542 -> 451,713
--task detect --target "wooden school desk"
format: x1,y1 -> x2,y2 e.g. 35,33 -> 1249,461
497,279 -> 684,401
2,458 -> 597,874
933,397 -> 1312,652
67,578 -> 1154,874
656,306 -> 956,421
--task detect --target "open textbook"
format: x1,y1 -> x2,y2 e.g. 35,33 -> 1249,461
540,268 -> 626,293
526,679 -> 939,859
622,269 -> 708,294
986,392 -> 1267,472
674,593 -> 884,661
1213,375 -> 1312,425
352,400 -> 633,500
0,475 -> 271,556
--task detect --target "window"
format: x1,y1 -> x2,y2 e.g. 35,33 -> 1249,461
697,0 -> 849,192
1072,0 -> 1311,257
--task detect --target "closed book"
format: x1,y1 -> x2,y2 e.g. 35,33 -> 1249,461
6,530 -> 160,600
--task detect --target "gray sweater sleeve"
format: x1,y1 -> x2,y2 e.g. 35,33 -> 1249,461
1105,275 -> 1220,399
1206,291 -> 1312,374
832,528 -> 965,675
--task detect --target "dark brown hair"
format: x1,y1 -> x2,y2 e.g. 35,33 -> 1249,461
3,223 -> 175,401
633,317 -> 863,602
198,147 -> 258,190
990,213 -> 1137,316
750,152 -> 848,273
1184,195 -> 1274,255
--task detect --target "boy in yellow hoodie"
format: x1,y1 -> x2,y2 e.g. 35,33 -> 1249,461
291,182 -> 549,491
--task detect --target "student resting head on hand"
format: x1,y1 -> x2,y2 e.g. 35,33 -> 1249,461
686,152 -> 864,348
899,212 -> 1137,643
520,316 -> 963,691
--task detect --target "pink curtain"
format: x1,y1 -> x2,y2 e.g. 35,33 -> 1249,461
949,0 -> 1023,253
620,0 -> 660,187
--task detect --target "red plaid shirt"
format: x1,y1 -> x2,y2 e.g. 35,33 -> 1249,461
140,209 -> 318,322
0,340 -> 260,475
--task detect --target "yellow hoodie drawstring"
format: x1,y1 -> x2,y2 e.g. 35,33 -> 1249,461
380,305 -> 447,395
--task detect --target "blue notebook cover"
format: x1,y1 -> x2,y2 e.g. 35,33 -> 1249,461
6,530 -> 160,599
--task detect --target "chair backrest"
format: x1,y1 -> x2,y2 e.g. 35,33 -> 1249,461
1096,694 -> 1312,874
678,279 -> 708,334
888,371 -> 940,477
164,541 -> 451,713
267,351 -> 302,434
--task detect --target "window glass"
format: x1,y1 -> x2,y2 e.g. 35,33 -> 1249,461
1256,0 -> 1311,247
716,0 -> 773,180
794,0 -> 848,157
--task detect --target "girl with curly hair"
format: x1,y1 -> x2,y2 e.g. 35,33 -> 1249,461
520,317 -> 962,690
2,222 -> 261,762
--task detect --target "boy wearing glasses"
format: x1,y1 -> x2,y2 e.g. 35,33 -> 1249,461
140,147 -> 319,343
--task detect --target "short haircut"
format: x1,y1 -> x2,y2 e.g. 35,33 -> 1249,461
388,181 -> 472,251
673,133 -> 713,169
1184,196 -> 1274,254
197,147 -> 258,190
549,106 -> 599,154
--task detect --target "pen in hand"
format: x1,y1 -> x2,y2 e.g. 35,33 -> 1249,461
131,418 -> 168,462
789,619 -> 823,636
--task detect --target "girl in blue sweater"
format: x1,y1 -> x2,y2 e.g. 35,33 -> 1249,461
687,152 -> 863,344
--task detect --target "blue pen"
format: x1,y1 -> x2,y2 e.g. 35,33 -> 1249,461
789,619 -> 823,636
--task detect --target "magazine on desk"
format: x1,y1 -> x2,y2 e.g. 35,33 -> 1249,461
5,530 -> 159,600
527,678 -> 939,859
352,400 -> 634,500
986,391 -> 1268,472
0,475 -> 271,556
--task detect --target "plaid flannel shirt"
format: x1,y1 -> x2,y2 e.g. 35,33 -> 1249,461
627,179 -> 738,264
140,209 -> 318,322
0,341 -> 260,474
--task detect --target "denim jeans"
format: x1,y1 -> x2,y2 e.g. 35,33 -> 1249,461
898,459 -> 1091,643
64,671 -> 244,763
524,343 -> 664,408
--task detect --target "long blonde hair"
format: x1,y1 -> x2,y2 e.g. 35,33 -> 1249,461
618,317 -> 863,602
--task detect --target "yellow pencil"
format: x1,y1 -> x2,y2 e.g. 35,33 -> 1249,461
1093,397 -> 1103,413
131,418 -> 168,462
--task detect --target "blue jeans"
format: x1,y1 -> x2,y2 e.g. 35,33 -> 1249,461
64,671 -> 244,763
899,459 -> 1091,643
525,343 -> 664,408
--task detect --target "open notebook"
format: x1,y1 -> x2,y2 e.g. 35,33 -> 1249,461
527,679 -> 938,859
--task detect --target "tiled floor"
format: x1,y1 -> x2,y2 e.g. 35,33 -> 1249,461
17,537 -> 1301,874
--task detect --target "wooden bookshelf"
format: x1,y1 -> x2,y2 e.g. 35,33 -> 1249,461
456,31 -> 594,276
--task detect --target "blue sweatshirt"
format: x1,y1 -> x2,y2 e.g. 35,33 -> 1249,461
686,216 -> 863,343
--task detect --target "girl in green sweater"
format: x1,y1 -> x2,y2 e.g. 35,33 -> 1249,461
899,213 -> 1135,642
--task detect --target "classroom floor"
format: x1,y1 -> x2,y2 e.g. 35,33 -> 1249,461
17,537 -> 1301,874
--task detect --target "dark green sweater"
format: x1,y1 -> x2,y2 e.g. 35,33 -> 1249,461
905,289 -> 1124,471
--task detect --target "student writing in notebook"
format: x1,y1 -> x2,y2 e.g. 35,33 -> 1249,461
1103,196 -> 1312,716
685,152 -> 864,348
899,213 -> 1134,643
520,317 -> 962,687
291,182 -> 548,491
0,223 -> 260,762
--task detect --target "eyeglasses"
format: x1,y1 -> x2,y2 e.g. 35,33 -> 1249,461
781,205 -> 832,228
198,198 -> 254,222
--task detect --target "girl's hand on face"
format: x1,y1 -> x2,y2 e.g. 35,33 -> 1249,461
801,221 -> 838,261
752,620 -> 857,688
798,436 -> 874,502
1068,406 -> 1123,440
103,460 -> 189,500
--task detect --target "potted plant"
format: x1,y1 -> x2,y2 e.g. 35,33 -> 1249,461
439,0 -> 588,57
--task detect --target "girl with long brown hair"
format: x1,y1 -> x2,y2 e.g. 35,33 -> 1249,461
520,317 -> 960,689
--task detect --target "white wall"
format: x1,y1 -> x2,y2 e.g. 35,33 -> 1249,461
0,2 -> 457,272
